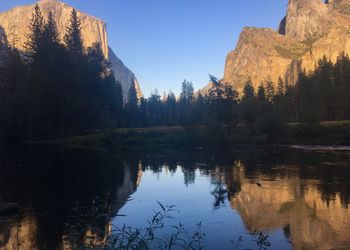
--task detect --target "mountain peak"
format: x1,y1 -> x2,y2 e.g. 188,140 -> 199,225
285,0 -> 331,41
38,0 -> 58,2
37,0 -> 62,6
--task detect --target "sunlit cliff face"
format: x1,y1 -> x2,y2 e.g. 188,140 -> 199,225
220,0 -> 350,93
64,164 -> 143,249
225,161 -> 350,250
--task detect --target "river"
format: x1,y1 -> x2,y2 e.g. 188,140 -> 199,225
0,145 -> 349,249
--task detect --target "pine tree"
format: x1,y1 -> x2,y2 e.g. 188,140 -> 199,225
296,71 -> 319,122
64,9 -> 83,55
27,9 -> 66,138
165,91 -> 177,125
43,12 -> 59,44
334,53 -> 350,119
241,81 -> 257,127
314,56 -> 334,120
207,75 -> 238,128
147,90 -> 162,126
0,47 -> 28,140
180,80 -> 194,102
125,80 -> 139,127
139,97 -> 148,127
25,4 -> 44,58
257,84 -> 267,112
179,80 -> 194,125
192,92 -> 206,125
277,77 -> 285,96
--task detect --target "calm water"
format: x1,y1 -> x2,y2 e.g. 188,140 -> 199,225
1,145 -> 350,249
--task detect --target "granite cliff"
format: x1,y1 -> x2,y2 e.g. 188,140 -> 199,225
222,0 -> 350,93
0,0 -> 142,99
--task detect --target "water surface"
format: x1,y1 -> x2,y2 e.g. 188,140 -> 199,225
0,146 -> 350,249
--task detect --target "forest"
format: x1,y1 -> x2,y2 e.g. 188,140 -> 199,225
1,5 -> 350,145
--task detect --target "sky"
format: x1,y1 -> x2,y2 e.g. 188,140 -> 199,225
0,0 -> 288,96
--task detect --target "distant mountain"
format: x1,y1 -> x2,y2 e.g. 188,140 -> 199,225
0,0 -> 142,100
218,0 -> 350,93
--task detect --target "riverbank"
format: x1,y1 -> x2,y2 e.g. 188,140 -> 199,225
58,121 -> 350,151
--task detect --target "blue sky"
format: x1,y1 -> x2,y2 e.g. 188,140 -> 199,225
0,0 -> 288,96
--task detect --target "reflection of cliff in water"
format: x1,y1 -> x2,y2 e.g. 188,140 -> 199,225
0,146 -> 142,250
1,146 -> 350,249
0,214 -> 38,250
222,155 -> 350,250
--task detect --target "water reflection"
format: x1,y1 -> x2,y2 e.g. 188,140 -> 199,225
226,160 -> 350,249
0,146 -> 350,249
0,145 -> 141,249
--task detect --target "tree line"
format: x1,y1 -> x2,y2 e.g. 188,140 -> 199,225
125,76 -> 284,142
125,54 -> 350,140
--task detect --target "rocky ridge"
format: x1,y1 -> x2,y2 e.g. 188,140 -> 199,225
222,0 -> 350,93
0,0 -> 142,99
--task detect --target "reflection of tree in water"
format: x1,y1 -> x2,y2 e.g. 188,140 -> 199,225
183,167 -> 196,186
0,146 -> 141,249
2,146 -> 350,248
210,168 -> 228,208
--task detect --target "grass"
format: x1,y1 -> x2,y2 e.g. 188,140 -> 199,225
286,121 -> 350,145
274,34 -> 320,60
64,201 -> 273,250
59,126 -> 187,151
58,121 -> 350,150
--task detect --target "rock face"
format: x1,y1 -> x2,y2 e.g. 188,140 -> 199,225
285,0 -> 332,41
222,0 -> 350,93
108,48 -> 143,100
0,0 -> 142,99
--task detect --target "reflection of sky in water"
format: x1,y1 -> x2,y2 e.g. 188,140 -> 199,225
2,147 -> 350,249
113,166 -> 291,250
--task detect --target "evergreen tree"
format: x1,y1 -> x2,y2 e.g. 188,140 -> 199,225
296,71 -> 319,122
86,43 -> 123,128
223,83 -> 239,128
25,4 -> 44,58
179,80 -> 194,125
0,47 -> 28,140
277,77 -> 285,96
125,80 -> 140,127
192,93 -> 206,125
165,91 -> 177,126
257,84 -> 267,113
241,81 -> 257,127
207,75 -> 238,128
139,97 -> 148,127
64,9 -> 83,55
43,12 -> 59,44
334,53 -> 350,119
313,56 -> 334,120
147,90 -> 162,126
